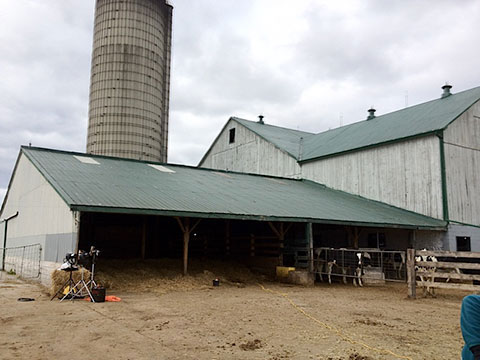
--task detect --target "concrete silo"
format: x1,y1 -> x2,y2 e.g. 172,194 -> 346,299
87,0 -> 173,162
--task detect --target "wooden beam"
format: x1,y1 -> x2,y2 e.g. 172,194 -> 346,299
284,222 -> 293,235
417,250 -> 480,259
416,261 -> 480,270
268,222 -> 281,239
183,229 -> 190,276
225,220 -> 230,256
416,271 -> 480,281
416,281 -> 480,292
141,217 -> 146,260
175,216 -> 186,233
190,218 -> 202,233
250,234 -> 255,257
407,248 -> 416,299
307,223 -> 314,273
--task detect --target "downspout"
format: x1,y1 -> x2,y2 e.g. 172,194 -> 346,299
1,211 -> 19,271
436,131 -> 449,222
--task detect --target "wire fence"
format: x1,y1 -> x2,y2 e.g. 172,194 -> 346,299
0,244 -> 42,279
313,248 -> 407,283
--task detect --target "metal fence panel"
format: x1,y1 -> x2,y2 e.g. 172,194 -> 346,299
0,244 -> 42,279
313,248 -> 406,284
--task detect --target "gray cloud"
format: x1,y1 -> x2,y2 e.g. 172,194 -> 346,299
1,0 -> 480,206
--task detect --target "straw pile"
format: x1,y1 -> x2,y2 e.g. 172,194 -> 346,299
50,268 -> 91,297
91,258 -> 265,295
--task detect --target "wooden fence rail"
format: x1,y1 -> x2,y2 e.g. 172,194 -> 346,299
407,248 -> 480,298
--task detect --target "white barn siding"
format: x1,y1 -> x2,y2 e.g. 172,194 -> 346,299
444,100 -> 480,226
301,136 -> 444,219
200,120 -> 301,178
1,154 -> 76,282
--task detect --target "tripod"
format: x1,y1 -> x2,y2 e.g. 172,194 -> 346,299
69,267 -> 95,302
71,250 -> 99,302
50,266 -> 80,301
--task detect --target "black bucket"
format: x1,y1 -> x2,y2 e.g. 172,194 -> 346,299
212,279 -> 220,287
91,286 -> 106,303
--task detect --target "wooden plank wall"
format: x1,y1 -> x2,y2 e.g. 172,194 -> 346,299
444,100 -> 480,226
199,119 -> 301,178
301,136 -> 444,220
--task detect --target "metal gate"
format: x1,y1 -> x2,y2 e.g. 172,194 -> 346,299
0,244 -> 42,279
313,248 -> 406,284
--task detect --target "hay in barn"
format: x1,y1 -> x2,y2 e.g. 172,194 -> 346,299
93,258 -> 266,295
50,268 -> 91,297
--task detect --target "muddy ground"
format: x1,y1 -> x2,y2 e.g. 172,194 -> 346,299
0,271 -> 468,360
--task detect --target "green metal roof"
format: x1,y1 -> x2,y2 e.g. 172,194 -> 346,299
20,147 -> 446,230
232,117 -> 314,158
232,86 -> 480,162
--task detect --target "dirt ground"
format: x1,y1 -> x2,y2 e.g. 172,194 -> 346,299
0,268 -> 468,360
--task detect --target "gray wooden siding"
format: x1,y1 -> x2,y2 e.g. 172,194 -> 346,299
444,100 -> 480,226
301,135 -> 444,219
200,119 -> 301,178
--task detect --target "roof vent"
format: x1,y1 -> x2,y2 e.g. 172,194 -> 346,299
367,108 -> 376,120
257,115 -> 265,124
441,83 -> 452,98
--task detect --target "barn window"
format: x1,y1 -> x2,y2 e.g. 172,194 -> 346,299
229,128 -> 236,144
457,236 -> 471,251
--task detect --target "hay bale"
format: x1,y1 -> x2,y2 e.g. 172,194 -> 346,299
287,270 -> 315,286
50,268 -> 91,297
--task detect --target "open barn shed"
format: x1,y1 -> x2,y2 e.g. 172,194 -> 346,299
0,147 -> 446,285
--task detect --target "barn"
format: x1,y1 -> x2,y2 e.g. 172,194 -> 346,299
0,146 -> 445,284
199,85 -> 480,251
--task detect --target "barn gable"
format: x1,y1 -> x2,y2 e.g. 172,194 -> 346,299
0,151 -> 76,282
199,117 -> 305,178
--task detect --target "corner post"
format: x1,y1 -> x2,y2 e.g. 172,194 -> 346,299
306,223 -> 314,272
407,248 -> 416,299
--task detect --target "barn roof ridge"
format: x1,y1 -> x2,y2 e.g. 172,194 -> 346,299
226,85 -> 480,162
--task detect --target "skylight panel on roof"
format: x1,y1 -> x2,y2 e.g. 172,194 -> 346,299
73,155 -> 100,165
268,178 -> 287,185
213,172 -> 232,178
148,164 -> 176,173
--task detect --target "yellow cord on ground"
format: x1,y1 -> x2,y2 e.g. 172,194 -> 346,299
257,283 -> 412,360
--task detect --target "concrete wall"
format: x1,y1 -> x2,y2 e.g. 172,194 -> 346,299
414,230 -> 445,250
443,224 -> 480,251
0,154 -> 76,261
301,135 -> 444,219
444,100 -> 480,226
87,0 -> 173,162
200,119 -> 301,178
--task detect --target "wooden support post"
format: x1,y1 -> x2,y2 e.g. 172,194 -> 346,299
307,223 -> 314,273
175,217 -> 202,276
353,227 -> 359,249
250,234 -> 255,257
141,217 -> 147,260
268,222 -> 292,266
407,248 -> 416,299
183,221 -> 190,276
278,223 -> 285,266
225,220 -> 230,257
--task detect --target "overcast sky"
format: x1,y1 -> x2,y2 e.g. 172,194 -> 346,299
1,0 -> 479,205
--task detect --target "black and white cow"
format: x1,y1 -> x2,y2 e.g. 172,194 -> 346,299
314,248 -> 370,287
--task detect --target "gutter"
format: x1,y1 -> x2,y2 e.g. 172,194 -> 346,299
1,211 -> 19,271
